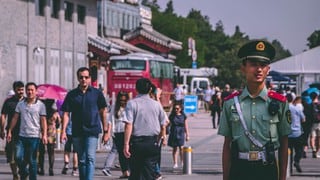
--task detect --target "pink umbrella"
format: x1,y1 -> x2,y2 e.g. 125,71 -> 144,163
37,84 -> 67,101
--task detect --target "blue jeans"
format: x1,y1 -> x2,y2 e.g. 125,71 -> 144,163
103,140 -> 117,170
15,137 -> 40,180
73,136 -> 98,180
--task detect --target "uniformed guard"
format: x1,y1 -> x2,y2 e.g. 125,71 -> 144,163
218,40 -> 291,180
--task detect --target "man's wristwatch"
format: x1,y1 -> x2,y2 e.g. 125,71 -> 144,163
103,130 -> 108,134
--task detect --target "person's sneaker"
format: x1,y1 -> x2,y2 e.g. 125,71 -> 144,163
61,167 -> 68,174
13,174 -> 19,180
155,173 -> 163,180
72,170 -> 79,176
173,164 -> 178,169
102,169 -> 112,176
114,163 -> 121,168
294,162 -> 302,172
38,168 -> 45,175
312,151 -> 317,158
49,168 -> 54,176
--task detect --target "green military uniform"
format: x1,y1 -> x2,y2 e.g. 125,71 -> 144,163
218,87 -> 291,151
218,40 -> 292,180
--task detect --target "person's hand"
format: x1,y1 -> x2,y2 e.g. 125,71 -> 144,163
60,131 -> 67,144
102,132 -> 110,145
6,131 -> 12,143
123,144 -> 131,158
0,129 -> 5,139
162,138 -> 167,146
42,136 -> 48,145
186,136 -> 190,141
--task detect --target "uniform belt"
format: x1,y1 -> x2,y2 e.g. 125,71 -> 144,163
238,151 -> 264,161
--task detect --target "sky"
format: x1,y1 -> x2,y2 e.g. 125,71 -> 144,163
157,0 -> 320,55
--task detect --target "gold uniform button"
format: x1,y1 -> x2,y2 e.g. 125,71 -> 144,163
252,116 -> 256,119
252,130 -> 255,134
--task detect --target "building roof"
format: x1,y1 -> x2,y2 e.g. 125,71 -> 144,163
107,37 -> 151,54
123,26 -> 183,50
88,35 -> 122,54
270,46 -> 320,74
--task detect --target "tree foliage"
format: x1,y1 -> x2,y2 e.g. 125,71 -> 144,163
307,30 -> 320,49
150,4 -> 292,89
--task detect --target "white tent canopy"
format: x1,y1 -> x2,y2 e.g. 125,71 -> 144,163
270,46 -> 320,74
270,46 -> 320,94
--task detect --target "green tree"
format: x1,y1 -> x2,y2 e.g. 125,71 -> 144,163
307,30 -> 320,49
271,40 -> 291,61
164,0 -> 174,14
150,4 -> 292,89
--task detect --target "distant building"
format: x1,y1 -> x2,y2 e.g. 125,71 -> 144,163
0,0 -> 99,101
88,0 -> 182,89
97,0 -> 182,57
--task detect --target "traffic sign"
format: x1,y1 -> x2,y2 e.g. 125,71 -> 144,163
184,95 -> 198,114
192,61 -> 197,69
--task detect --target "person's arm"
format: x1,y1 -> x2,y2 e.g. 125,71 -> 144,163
100,107 -> 111,144
278,136 -> 288,180
160,124 -> 167,146
300,110 -> 306,123
40,116 -> 48,144
0,114 -> 6,139
7,112 -> 19,142
60,112 -> 70,143
222,137 -> 232,180
123,122 -> 132,158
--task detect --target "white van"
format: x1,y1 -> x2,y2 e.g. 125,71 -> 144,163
190,77 -> 210,94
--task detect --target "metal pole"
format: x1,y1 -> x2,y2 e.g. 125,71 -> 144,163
183,146 -> 192,174
56,128 -> 61,150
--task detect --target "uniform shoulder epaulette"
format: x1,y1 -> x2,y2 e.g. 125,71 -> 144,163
224,91 -> 241,101
268,90 -> 286,102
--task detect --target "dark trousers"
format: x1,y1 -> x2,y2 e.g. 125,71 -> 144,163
114,133 -> 130,172
211,109 -> 221,128
230,159 -> 278,180
288,137 -> 303,163
38,142 -> 55,170
129,136 -> 160,180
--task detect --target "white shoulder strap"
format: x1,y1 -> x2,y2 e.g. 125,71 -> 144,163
233,96 -> 264,148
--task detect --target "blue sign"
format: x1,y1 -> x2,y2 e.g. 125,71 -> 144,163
192,61 -> 197,69
184,95 -> 198,114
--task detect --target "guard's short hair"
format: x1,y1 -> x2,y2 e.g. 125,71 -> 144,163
136,78 -> 152,94
13,81 -> 24,90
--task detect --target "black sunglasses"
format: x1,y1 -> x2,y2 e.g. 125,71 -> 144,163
79,76 -> 90,79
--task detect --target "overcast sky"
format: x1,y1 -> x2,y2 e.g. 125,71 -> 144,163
157,0 -> 320,55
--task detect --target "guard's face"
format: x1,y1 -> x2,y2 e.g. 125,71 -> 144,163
78,70 -> 91,88
241,61 -> 270,84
